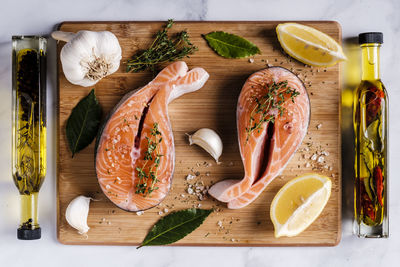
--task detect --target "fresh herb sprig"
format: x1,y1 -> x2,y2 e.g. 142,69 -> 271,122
135,123 -> 163,196
126,19 -> 197,73
245,81 -> 299,143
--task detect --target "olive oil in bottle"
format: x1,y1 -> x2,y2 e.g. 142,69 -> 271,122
12,36 -> 47,240
353,32 -> 388,238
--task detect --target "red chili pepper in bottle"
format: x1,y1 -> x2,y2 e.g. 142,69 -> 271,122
365,87 -> 384,125
363,193 -> 376,221
374,166 -> 384,206
360,179 -> 376,221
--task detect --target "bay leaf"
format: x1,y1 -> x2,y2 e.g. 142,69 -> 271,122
66,89 -> 101,157
361,140 -> 374,175
365,118 -> 382,152
138,208 -> 213,248
203,31 -> 261,58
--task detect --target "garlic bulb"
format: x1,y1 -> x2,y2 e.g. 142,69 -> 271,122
52,30 -> 122,87
187,128 -> 223,162
65,195 -> 91,235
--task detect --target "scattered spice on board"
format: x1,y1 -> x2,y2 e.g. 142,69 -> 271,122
297,141 -> 335,176
213,217 -> 240,242
99,217 -> 112,225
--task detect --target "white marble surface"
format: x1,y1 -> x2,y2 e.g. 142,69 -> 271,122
0,0 -> 399,266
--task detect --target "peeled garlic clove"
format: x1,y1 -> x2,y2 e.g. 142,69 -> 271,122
187,128 -> 223,162
52,30 -> 122,87
65,196 -> 91,235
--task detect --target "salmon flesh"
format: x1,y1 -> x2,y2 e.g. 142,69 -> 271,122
95,62 -> 209,211
209,67 -> 310,209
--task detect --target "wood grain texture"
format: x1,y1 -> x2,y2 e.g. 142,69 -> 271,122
57,21 -> 342,246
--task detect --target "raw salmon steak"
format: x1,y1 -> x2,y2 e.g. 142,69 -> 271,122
96,62 -> 209,211
209,67 -> 310,209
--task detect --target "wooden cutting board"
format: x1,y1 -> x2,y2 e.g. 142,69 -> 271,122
57,21 -> 341,246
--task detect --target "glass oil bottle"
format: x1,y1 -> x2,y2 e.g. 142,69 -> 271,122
12,36 -> 47,240
353,32 -> 388,238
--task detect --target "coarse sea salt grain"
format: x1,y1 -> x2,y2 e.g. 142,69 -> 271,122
186,174 -> 196,181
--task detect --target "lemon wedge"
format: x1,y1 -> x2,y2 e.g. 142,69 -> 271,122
276,23 -> 346,67
270,173 -> 332,238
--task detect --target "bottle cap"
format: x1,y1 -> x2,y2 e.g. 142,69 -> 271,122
359,32 -> 383,44
17,227 -> 41,240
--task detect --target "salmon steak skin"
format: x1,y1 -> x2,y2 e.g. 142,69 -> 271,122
209,66 -> 310,209
95,62 -> 209,211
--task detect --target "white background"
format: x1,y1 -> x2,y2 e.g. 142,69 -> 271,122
0,0 -> 399,266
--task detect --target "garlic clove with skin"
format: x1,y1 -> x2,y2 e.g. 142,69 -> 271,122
65,195 -> 92,235
187,128 -> 223,162
52,30 -> 122,87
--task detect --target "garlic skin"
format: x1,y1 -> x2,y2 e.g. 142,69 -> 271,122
52,30 -> 122,87
187,128 -> 223,162
65,195 -> 91,235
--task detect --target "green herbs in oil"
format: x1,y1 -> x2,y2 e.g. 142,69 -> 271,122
12,36 -> 47,239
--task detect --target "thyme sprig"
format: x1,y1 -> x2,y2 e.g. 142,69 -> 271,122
135,123 -> 163,196
126,19 -> 197,73
245,80 -> 300,143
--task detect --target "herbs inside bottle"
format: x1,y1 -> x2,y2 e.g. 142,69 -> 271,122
12,36 -> 47,239
13,48 -> 46,195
